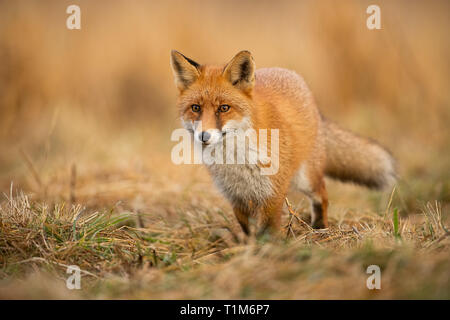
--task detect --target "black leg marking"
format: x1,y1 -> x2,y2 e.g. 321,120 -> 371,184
312,201 -> 325,229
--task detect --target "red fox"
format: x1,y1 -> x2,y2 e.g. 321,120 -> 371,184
170,50 -> 396,235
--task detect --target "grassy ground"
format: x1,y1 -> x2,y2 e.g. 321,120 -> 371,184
0,0 -> 449,299
0,185 -> 448,299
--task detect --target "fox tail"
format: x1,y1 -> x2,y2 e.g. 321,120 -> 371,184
323,119 -> 397,190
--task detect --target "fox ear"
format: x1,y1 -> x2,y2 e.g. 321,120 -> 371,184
223,50 -> 255,92
170,50 -> 200,91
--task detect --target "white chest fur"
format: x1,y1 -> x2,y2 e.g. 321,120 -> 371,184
206,162 -> 273,207
200,117 -> 274,206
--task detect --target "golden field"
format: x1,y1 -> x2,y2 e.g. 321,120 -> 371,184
0,0 -> 449,299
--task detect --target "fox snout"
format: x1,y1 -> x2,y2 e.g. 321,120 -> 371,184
193,126 -> 223,145
199,131 -> 210,143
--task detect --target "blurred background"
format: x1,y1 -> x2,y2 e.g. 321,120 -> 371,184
0,0 -> 449,216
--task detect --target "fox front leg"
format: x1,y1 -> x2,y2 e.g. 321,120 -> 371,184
232,204 -> 251,236
257,194 -> 285,237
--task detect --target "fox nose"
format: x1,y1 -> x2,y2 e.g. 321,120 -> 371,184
200,131 -> 211,143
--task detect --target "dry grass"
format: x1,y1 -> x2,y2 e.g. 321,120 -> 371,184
0,0 -> 449,299
0,185 -> 448,299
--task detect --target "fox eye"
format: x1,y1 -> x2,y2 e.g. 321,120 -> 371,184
219,105 -> 230,112
191,104 -> 201,112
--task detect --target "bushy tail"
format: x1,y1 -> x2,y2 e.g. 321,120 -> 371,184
323,120 -> 397,190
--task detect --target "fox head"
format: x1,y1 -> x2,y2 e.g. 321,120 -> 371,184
170,50 -> 255,145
